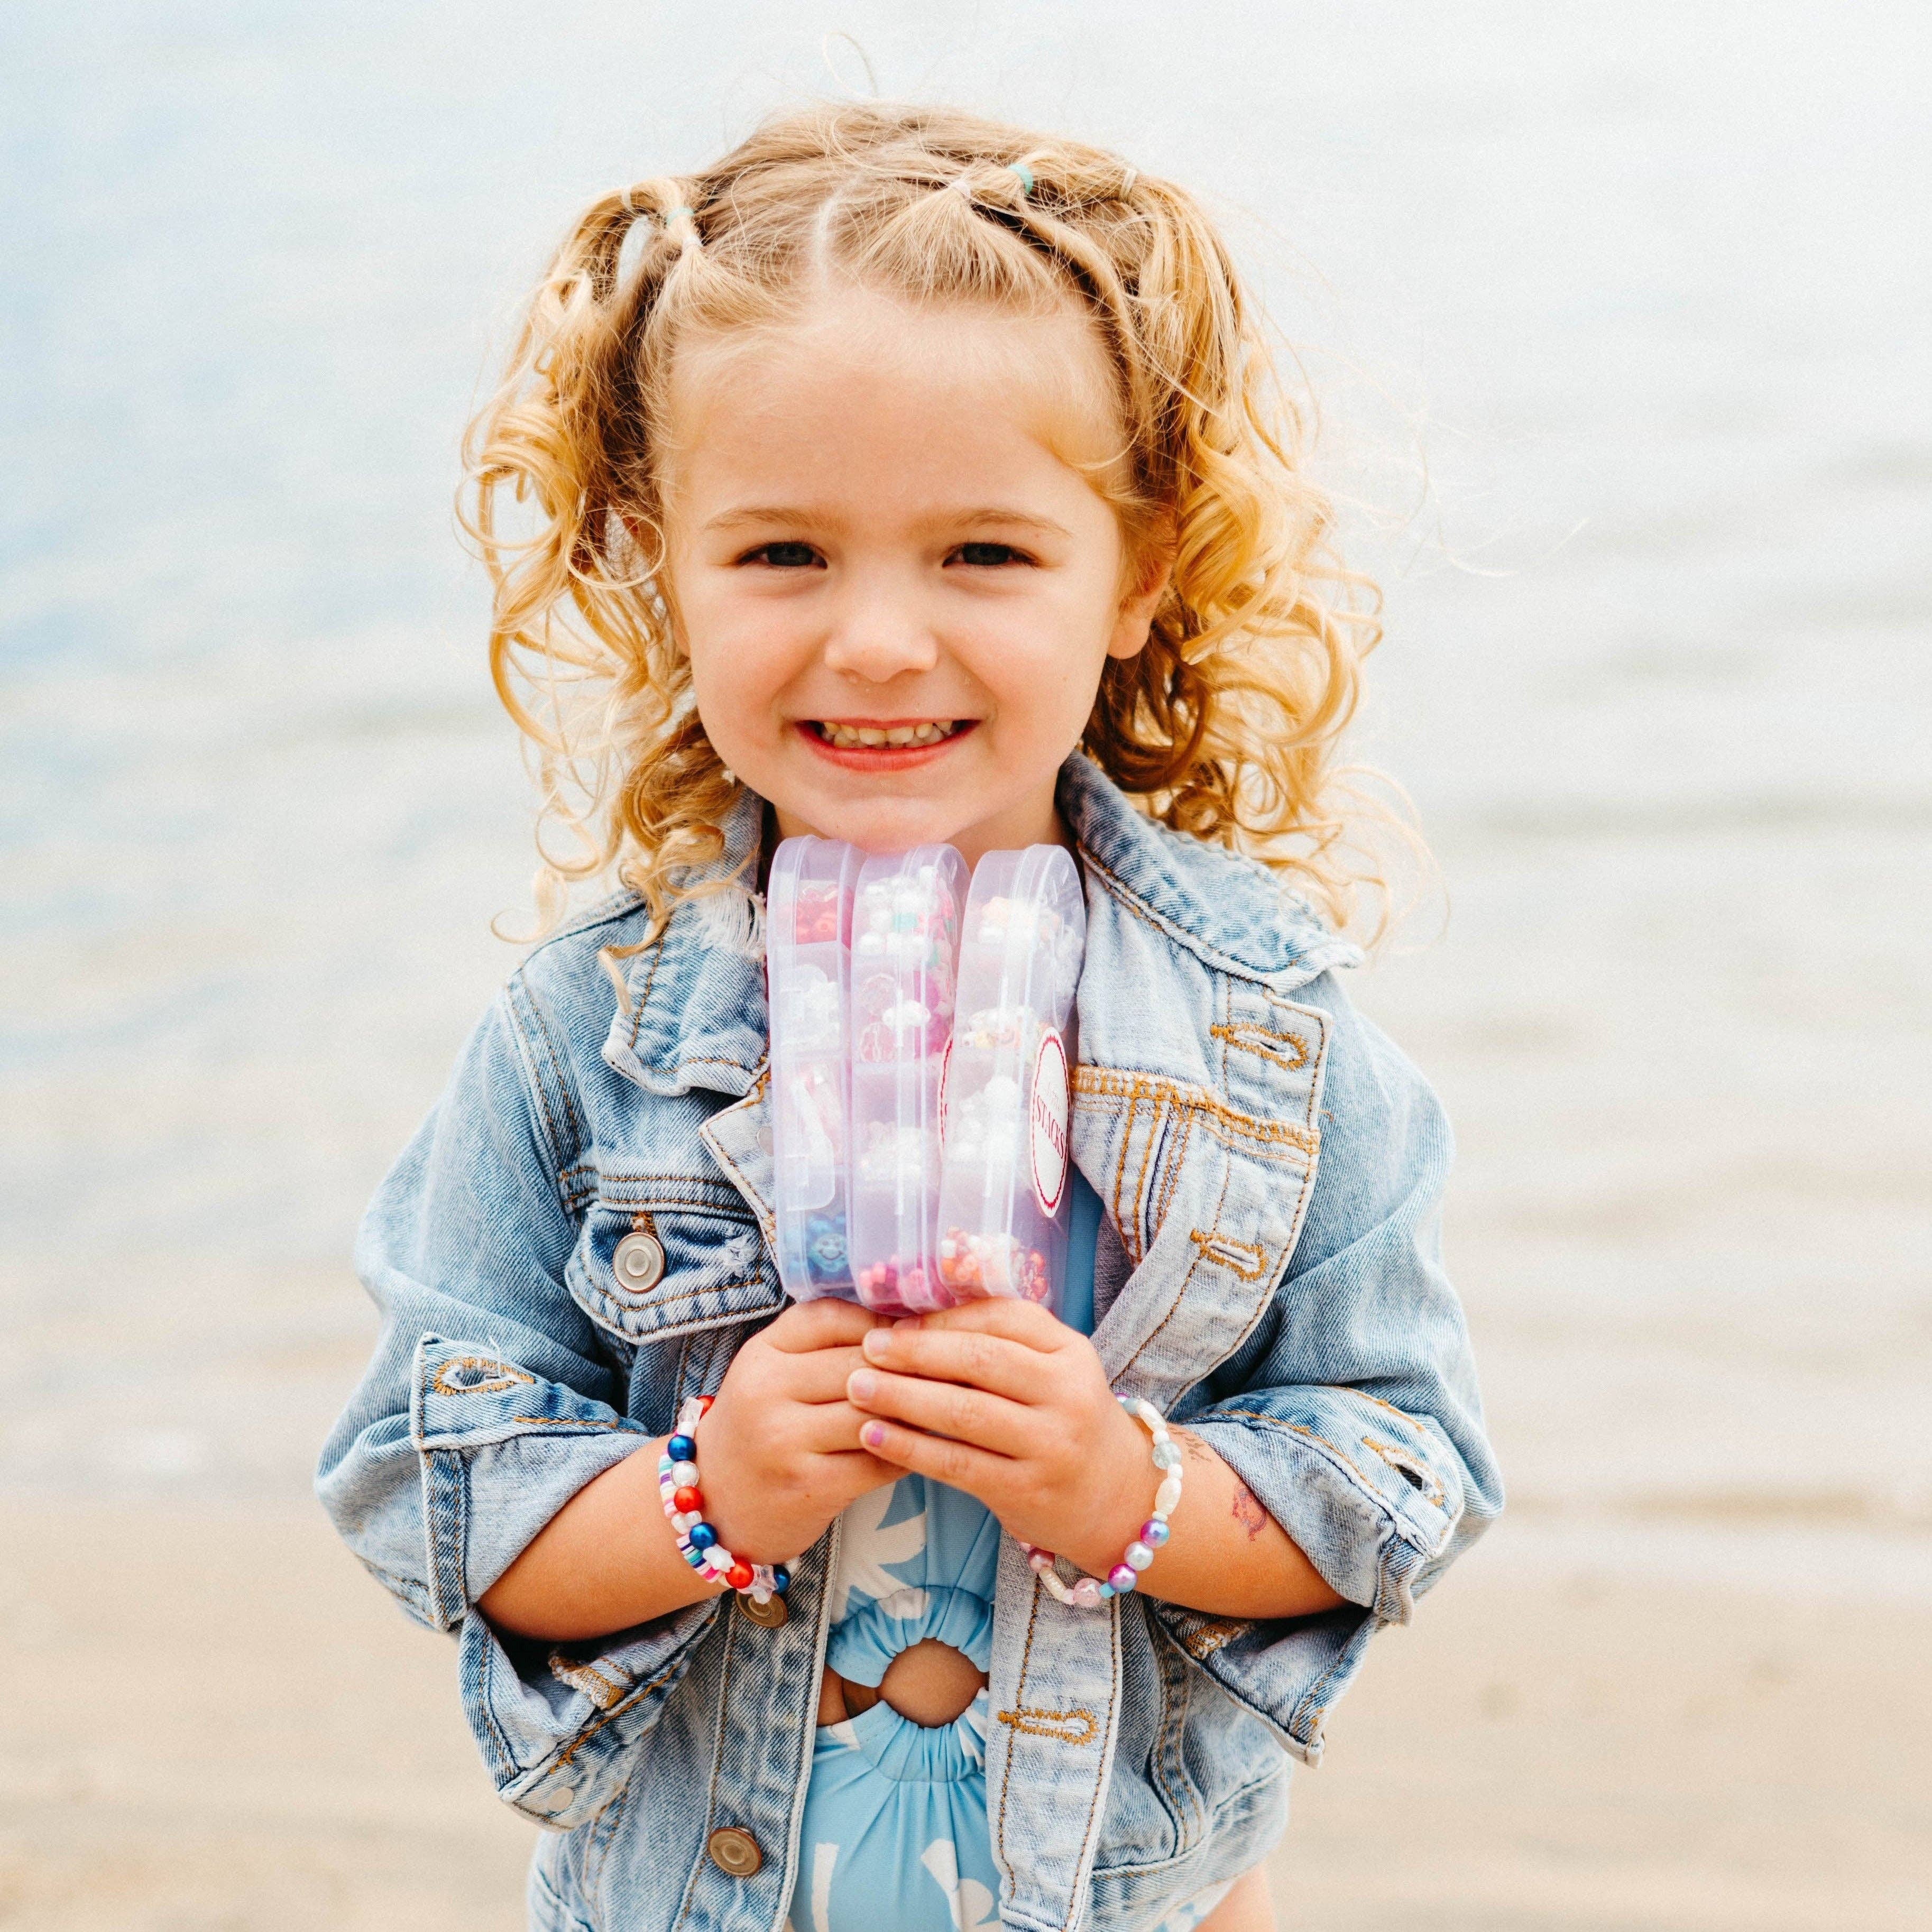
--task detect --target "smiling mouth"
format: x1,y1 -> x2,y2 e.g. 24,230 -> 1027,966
808,719 -> 969,749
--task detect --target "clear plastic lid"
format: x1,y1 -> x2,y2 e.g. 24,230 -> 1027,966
934,845 -> 1086,1313
767,836 -> 863,1301
845,845 -> 969,1313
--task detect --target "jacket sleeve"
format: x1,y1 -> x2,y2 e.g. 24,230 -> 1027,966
1150,970 -> 1503,1760
314,981 -> 721,1826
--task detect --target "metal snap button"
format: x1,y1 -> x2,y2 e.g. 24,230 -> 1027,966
706,1826 -> 762,1877
738,1590 -> 789,1629
612,1231 -> 665,1294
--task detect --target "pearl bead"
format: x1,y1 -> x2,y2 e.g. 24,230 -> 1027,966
1125,1541 -> 1154,1571
687,1522 -> 717,1550
771,1566 -> 790,1593
1140,1517 -> 1170,1547
666,1435 -> 696,1464
670,1461 -> 701,1489
1108,1563 -> 1138,1592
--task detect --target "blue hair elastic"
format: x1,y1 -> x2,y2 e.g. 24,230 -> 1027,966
1008,163 -> 1035,197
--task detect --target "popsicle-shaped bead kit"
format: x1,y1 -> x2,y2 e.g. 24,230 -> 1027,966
766,836 -> 1085,1317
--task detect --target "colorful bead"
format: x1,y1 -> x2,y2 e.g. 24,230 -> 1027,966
656,1396 -> 789,1604
1017,1395 -> 1183,1611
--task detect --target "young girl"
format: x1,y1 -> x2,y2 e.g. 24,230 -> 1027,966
319,103 -> 1501,1932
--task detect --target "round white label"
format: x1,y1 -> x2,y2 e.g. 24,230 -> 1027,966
1030,1028 -> 1070,1215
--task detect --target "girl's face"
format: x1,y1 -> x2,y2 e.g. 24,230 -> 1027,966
662,288 -> 1164,866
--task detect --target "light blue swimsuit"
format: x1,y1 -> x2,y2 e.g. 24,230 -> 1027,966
786,1176 -> 1232,1932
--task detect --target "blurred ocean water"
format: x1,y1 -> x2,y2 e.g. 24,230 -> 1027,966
3,3 -> 1928,1594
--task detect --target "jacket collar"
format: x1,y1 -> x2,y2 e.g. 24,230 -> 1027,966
1056,752 -> 1360,988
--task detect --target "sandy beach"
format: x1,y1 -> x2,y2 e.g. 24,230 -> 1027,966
2,1498 -> 1924,1931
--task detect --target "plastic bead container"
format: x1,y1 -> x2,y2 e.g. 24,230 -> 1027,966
934,846 -> 1086,1313
767,836 -> 863,1300
845,845 -> 969,1313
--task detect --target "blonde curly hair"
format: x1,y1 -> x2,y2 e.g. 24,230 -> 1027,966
464,101 -> 1389,934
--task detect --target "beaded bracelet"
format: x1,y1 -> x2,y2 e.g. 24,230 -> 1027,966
1019,1395 -> 1181,1609
658,1395 -> 790,1605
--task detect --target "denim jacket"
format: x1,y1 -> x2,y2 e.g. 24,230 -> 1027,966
317,754 -> 1501,1932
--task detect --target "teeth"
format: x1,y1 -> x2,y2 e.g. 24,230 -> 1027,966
818,721 -> 958,749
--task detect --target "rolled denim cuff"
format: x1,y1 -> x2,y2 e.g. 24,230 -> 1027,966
1146,1392 -> 1473,1761
460,1594 -> 723,1828
1183,1391 -> 1467,1621
409,1334 -> 653,1623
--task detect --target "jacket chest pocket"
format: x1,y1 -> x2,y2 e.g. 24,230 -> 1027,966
565,1197 -> 783,1349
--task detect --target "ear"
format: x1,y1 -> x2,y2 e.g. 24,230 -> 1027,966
1105,524 -> 1175,661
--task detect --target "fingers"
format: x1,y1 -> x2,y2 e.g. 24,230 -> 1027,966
857,1414 -> 1012,1495
763,1298 -> 887,1351
859,1322 -> 1056,1403
847,1366 -> 1035,1456
890,1298 -> 1070,1349
758,1342 -> 873,1404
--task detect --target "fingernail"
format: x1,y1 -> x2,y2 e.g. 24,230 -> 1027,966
849,1369 -> 877,1402
862,1329 -> 889,1360
862,1422 -> 886,1449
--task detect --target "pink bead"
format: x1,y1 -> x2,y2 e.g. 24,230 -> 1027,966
1140,1518 -> 1170,1547
1108,1563 -> 1138,1593
1071,1578 -> 1103,1609
1028,1550 -> 1054,1573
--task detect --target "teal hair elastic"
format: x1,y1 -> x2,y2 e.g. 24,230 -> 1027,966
1007,163 -> 1035,197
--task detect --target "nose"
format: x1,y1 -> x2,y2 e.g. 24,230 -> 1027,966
821,577 -> 940,686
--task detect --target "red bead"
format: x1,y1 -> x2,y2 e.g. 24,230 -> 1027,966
673,1486 -> 702,1514
696,1394 -> 715,1414
725,1561 -> 754,1591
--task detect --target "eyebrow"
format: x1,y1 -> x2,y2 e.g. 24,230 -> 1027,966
702,505 -> 1073,539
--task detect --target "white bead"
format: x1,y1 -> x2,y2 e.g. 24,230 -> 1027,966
670,1461 -> 700,1488
1155,1477 -> 1182,1514
673,1511 -> 697,1534
1125,1541 -> 1154,1570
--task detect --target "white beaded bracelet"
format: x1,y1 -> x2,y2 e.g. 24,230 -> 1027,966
1019,1395 -> 1181,1608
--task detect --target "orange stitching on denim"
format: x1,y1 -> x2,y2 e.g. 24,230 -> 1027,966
430,1357 -> 535,1397
996,1704 -> 1097,1745
1189,1230 -> 1268,1281
1174,1614 -> 1248,1660
994,1571 -> 1046,1865
1209,1022 -> 1309,1072
1073,1068 -> 1318,1160
1362,1433 -> 1446,1508
509,1417 -> 640,1430
549,1651 -> 628,1712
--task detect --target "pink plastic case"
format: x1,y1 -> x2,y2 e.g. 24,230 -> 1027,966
767,836 -> 862,1300
934,846 -> 1086,1311
845,846 -> 969,1313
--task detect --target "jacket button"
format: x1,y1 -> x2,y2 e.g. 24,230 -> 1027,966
612,1231 -> 665,1293
738,1590 -> 789,1629
706,1826 -> 762,1876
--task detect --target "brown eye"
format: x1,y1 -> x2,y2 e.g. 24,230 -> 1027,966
747,541 -> 821,568
953,541 -> 1025,567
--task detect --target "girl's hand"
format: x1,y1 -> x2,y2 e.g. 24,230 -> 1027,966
698,1298 -> 900,1565
844,1301 -> 1157,1579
